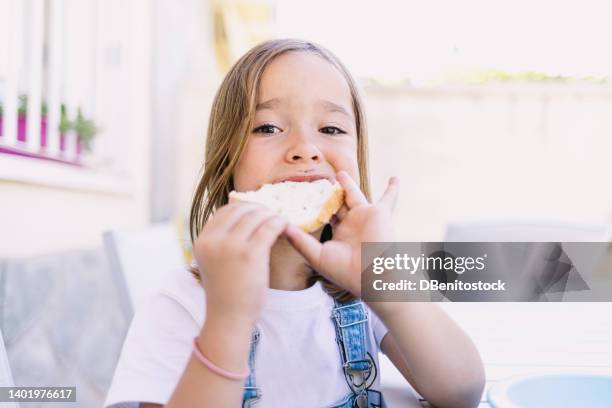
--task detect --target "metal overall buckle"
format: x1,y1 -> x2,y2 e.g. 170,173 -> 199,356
353,390 -> 368,408
344,353 -> 377,407
344,359 -> 372,390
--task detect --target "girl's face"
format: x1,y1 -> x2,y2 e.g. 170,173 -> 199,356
233,51 -> 360,192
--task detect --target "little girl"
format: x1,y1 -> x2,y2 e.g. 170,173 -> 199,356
104,39 -> 485,408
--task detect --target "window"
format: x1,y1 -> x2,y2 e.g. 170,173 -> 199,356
0,0 -> 139,194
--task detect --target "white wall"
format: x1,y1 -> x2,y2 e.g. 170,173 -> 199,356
365,83 -> 612,240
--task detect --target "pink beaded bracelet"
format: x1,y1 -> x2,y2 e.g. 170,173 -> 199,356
192,337 -> 250,380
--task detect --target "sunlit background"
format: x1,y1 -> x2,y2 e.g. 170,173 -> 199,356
2,0 -> 612,255
1,1 -> 611,407
278,0 -> 612,83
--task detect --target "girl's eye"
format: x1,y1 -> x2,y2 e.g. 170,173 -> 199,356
320,126 -> 346,135
253,124 -> 282,134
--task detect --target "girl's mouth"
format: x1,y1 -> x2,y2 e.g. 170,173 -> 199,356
274,174 -> 333,183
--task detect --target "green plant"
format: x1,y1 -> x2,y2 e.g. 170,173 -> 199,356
59,104 -> 71,133
73,108 -> 97,151
16,94 -> 48,116
0,95 -> 46,116
0,95 -> 99,152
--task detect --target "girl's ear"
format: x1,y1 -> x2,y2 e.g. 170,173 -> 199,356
319,223 -> 333,243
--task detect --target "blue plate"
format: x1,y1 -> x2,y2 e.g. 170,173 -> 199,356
487,373 -> 612,408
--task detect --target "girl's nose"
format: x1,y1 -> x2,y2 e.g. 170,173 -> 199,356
286,134 -> 322,164
287,147 -> 321,163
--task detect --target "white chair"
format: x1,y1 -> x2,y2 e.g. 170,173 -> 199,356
103,222 -> 188,317
0,328 -> 18,407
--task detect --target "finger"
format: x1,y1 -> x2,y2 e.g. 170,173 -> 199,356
230,207 -> 277,239
336,204 -> 349,222
330,204 -> 348,227
251,216 -> 289,248
284,224 -> 323,270
206,202 -> 264,234
336,170 -> 368,209
378,176 -> 400,212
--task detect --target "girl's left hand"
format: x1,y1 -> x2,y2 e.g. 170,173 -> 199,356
284,170 -> 399,297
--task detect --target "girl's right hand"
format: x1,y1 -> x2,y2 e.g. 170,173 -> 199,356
192,202 -> 288,325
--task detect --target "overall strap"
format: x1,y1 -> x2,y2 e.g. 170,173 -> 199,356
242,328 -> 261,407
331,298 -> 376,395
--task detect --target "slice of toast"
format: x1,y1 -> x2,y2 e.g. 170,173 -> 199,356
228,179 -> 345,233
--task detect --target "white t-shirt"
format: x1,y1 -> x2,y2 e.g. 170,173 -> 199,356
104,268 -> 389,408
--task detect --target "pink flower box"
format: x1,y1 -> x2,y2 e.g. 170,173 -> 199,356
0,114 -> 83,165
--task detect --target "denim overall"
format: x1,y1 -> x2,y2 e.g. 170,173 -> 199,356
241,297 -> 386,407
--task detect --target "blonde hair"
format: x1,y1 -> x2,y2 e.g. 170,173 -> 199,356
188,38 -> 371,302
